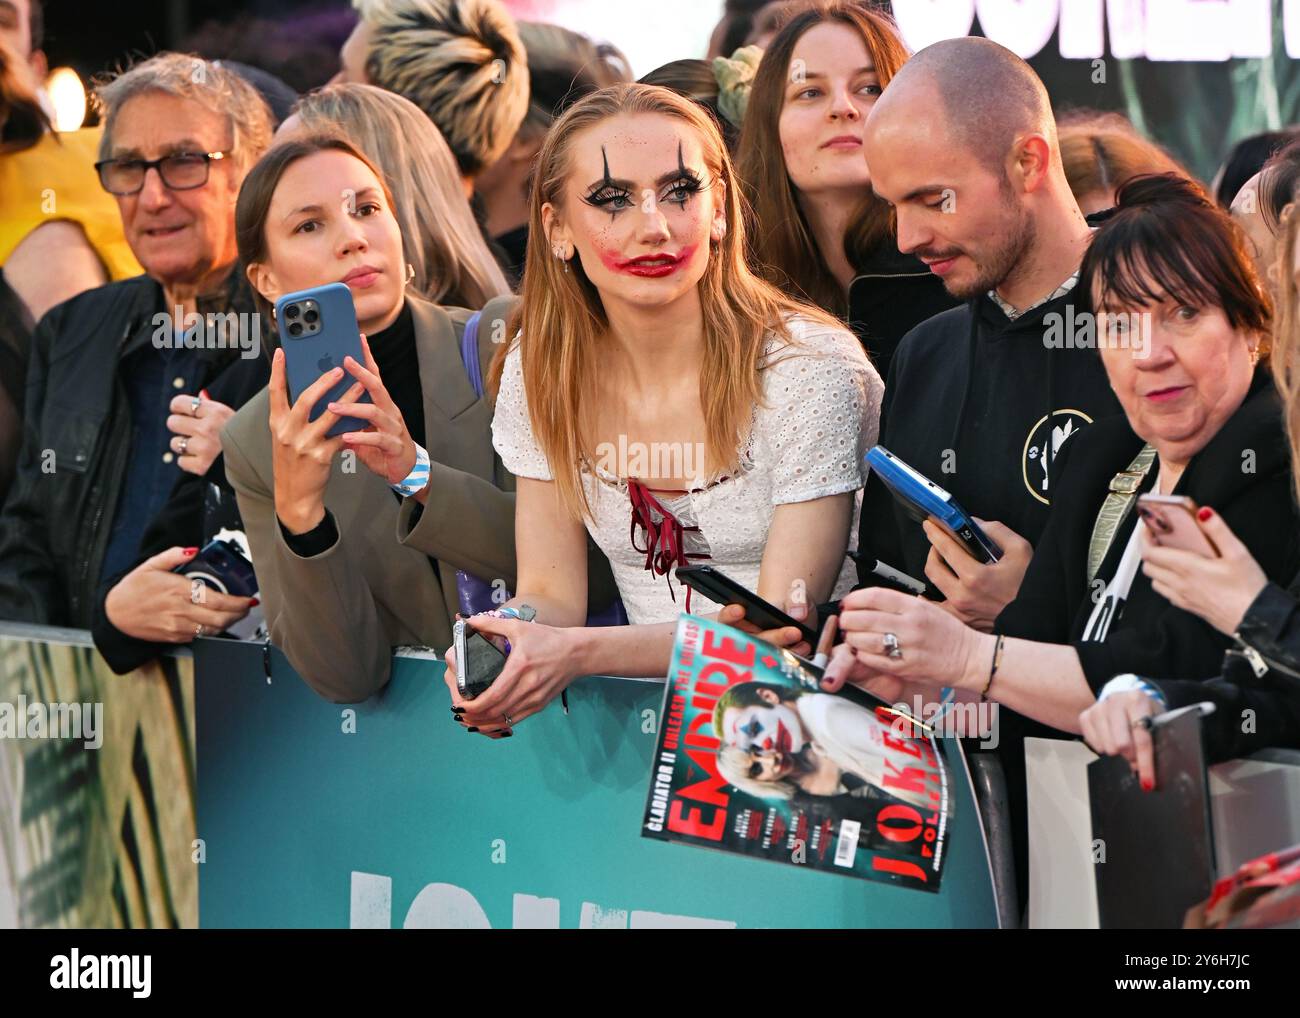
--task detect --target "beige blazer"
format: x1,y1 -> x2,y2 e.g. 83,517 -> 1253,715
221,295 -> 614,702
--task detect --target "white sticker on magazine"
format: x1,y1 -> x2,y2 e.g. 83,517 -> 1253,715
834,819 -> 861,868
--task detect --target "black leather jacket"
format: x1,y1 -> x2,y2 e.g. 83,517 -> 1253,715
1150,573 -> 1300,762
1232,579 -> 1300,682
0,271 -> 257,628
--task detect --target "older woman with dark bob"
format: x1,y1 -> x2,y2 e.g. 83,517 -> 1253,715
828,173 -> 1300,745
1079,186 -> 1300,786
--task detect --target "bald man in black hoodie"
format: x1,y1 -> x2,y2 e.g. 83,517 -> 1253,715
856,37 -> 1122,628
848,37 -> 1124,920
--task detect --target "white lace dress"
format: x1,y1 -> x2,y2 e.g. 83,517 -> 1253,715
492,315 -> 883,624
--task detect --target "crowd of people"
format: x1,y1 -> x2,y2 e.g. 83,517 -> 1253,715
4,0 -> 1300,911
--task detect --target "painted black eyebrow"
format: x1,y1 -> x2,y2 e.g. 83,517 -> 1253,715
587,144 -> 615,192
584,141 -> 701,192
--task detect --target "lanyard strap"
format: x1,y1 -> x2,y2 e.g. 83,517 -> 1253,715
1086,443 -> 1156,586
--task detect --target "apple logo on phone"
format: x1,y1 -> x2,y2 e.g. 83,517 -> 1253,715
317,354 -> 334,373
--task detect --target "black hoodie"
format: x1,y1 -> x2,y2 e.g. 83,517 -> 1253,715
857,284 -> 1124,590
847,242 -> 961,383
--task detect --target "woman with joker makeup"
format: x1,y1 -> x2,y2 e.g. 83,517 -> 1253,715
444,83 -> 879,739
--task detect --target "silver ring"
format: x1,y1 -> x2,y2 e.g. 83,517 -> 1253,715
189,395 -> 202,415
883,632 -> 903,659
177,436 -> 189,455
190,581 -> 204,605
502,714 -> 514,727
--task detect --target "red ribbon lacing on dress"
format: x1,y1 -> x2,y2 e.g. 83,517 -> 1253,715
627,478 -> 709,613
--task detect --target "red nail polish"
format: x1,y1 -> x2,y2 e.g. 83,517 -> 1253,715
249,598 -> 260,607
1141,778 -> 1154,792
183,547 -> 198,555
1197,507 -> 1212,522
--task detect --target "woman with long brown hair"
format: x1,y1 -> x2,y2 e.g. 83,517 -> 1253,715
735,2 -> 956,378
446,82 -> 881,737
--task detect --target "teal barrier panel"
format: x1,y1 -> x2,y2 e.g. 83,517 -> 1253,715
195,639 -> 1000,928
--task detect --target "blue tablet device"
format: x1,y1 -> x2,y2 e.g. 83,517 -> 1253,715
865,445 -> 1002,564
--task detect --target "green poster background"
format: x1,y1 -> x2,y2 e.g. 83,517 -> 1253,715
992,5 -> 1299,182
0,627 -> 197,929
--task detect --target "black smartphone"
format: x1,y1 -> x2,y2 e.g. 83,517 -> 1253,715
453,618 -> 508,700
850,552 -> 927,596
172,538 -> 258,598
1089,703 -> 1216,928
675,565 -> 819,644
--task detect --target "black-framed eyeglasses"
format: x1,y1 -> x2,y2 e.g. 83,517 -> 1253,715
95,150 -> 231,196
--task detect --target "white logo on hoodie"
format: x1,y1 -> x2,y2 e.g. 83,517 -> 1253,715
1022,409 -> 1094,504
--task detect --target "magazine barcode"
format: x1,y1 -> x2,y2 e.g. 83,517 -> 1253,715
834,819 -> 861,868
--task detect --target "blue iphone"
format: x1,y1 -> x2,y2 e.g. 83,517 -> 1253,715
275,282 -> 371,437
865,445 -> 1002,564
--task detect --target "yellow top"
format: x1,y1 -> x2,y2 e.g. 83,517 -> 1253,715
0,127 -> 142,280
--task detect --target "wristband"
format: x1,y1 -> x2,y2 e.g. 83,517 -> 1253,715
471,604 -> 537,655
473,604 -> 562,711
391,443 -> 430,497
1097,673 -> 1169,712
475,604 -> 536,623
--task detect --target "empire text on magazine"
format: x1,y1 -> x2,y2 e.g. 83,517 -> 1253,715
644,615 -> 953,891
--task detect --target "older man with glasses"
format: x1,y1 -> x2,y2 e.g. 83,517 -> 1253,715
0,53 -> 275,629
